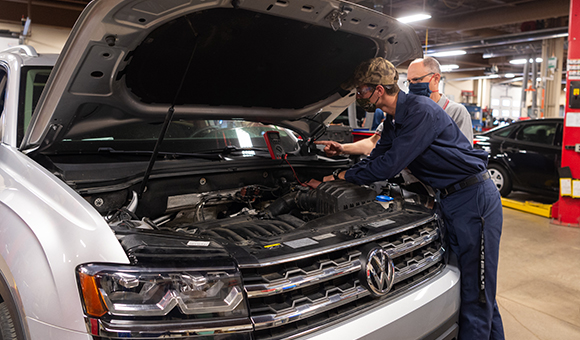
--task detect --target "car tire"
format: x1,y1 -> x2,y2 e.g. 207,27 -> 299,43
0,302 -> 17,340
488,164 -> 512,197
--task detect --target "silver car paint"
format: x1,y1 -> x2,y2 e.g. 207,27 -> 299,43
0,145 -> 129,335
0,50 -> 58,148
0,1 -> 455,339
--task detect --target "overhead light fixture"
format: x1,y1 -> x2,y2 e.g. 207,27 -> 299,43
504,73 -> 515,78
397,13 -> 431,23
427,50 -> 467,57
440,64 -> 459,72
509,57 -> 543,65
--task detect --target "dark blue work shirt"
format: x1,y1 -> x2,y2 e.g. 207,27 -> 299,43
345,91 -> 488,190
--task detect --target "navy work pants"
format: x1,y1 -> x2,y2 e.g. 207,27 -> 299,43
439,178 -> 505,340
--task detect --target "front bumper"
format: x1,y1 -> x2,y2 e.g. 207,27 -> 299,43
27,317 -> 92,340
297,263 -> 460,340
24,264 -> 459,340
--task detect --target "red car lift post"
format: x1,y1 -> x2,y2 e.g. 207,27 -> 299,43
553,0 -> 580,227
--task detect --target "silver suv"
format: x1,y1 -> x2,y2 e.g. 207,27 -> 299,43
0,1 -> 459,339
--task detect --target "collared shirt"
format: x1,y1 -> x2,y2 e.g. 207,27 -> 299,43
345,91 -> 488,190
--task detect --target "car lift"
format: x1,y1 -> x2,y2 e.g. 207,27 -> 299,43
551,0 -> 580,227
502,199 -> 552,218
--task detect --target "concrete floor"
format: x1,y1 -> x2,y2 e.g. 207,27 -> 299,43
498,206 -> 580,339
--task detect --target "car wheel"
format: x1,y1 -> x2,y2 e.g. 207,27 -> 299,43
488,164 -> 512,197
0,302 -> 17,340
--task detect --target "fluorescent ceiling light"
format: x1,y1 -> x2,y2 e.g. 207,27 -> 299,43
509,57 -> 543,65
509,59 -> 527,64
427,50 -> 467,57
504,73 -> 515,78
397,13 -> 431,23
440,64 -> 459,72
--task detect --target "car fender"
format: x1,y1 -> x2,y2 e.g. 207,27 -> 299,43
0,258 -> 30,340
0,144 -> 129,334
490,144 -> 524,186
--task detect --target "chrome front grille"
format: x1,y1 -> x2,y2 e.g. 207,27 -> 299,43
242,218 -> 445,340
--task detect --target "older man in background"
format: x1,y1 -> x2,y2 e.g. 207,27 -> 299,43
315,56 -> 473,157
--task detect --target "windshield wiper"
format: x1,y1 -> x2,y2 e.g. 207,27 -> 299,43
98,147 -> 223,160
202,145 -> 273,158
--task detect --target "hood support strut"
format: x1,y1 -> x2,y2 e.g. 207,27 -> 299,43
138,20 -> 199,198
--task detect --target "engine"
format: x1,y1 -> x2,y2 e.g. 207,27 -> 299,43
102,179 -> 401,244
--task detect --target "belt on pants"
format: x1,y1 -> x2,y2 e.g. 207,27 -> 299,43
439,171 -> 490,198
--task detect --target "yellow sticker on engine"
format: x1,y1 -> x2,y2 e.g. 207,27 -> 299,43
264,243 -> 281,248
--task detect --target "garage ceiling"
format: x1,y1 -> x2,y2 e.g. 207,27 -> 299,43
0,0 -> 571,77
356,0 -> 571,77
0,0 -> 89,28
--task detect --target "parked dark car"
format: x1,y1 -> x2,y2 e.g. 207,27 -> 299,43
473,118 -> 564,197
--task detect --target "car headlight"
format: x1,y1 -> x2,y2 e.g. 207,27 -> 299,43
77,264 -> 246,318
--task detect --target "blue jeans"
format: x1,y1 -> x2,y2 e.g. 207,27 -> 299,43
439,178 -> 505,340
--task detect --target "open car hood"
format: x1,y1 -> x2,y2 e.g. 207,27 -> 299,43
21,0 -> 421,153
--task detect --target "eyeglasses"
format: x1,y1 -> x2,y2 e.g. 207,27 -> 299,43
356,84 -> 394,97
403,72 -> 435,87
356,85 -> 376,97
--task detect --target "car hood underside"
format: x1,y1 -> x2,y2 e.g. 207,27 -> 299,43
21,0 -> 421,153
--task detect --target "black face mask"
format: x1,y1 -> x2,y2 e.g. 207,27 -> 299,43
408,82 -> 432,97
356,87 -> 379,112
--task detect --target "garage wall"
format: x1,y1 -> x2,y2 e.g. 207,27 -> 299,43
0,22 -> 70,54
441,73 -> 476,104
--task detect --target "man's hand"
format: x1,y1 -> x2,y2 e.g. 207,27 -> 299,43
314,140 -> 344,157
322,174 -> 335,182
304,179 -> 322,189
322,170 -> 345,182
315,134 -> 380,157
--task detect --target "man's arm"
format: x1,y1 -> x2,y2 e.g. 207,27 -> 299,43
345,106 -> 438,186
314,133 -> 380,156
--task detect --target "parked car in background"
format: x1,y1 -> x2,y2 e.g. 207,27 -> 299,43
0,1 -> 460,340
473,118 -> 564,197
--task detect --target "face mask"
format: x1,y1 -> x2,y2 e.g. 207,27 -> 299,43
356,88 -> 379,112
408,82 -> 432,97
356,98 -> 378,112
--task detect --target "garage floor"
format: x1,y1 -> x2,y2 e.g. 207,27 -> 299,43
498,206 -> 580,339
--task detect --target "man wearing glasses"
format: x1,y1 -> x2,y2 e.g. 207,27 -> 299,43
315,57 -> 472,156
325,57 -> 505,340
406,57 -> 473,142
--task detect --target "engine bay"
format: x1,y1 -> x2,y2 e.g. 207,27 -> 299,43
76,165 -> 435,251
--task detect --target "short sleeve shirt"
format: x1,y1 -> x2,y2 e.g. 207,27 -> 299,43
438,94 -> 474,143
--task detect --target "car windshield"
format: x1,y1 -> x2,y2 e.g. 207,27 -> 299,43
19,67 -> 300,156
60,119 -> 300,155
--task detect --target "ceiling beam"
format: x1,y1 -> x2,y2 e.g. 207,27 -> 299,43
0,0 -> 83,27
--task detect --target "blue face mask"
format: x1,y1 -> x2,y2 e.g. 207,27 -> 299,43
408,82 -> 432,97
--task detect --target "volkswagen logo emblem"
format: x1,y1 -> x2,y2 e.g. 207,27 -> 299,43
360,246 -> 395,297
